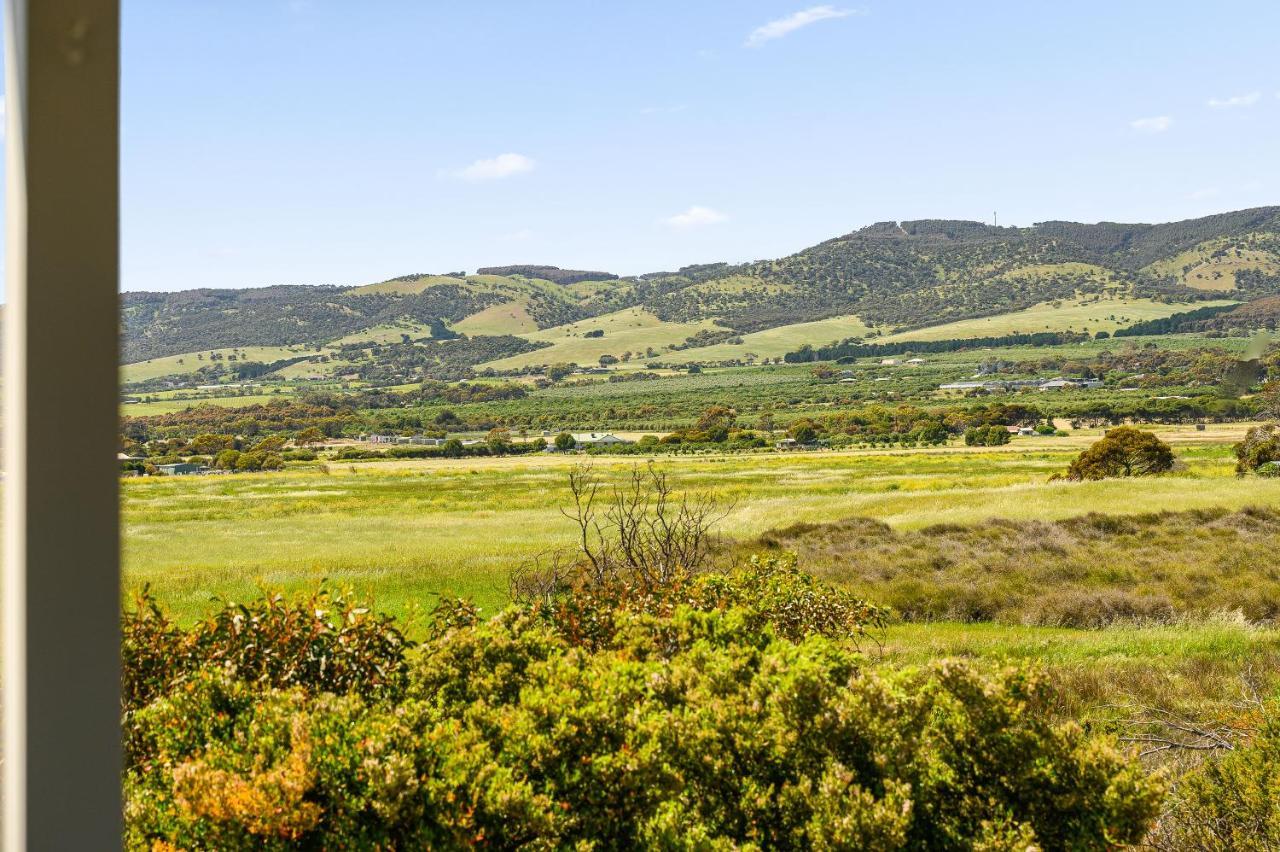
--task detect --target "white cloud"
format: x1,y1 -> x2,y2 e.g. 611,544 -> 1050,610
664,206 -> 728,227
1130,115 -> 1172,133
451,153 -> 535,181
745,5 -> 859,47
1208,92 -> 1261,109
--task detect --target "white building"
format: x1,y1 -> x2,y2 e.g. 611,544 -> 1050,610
571,432 -> 631,447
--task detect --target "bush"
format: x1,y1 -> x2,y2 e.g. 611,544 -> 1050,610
124,579 -> 1162,849
1065,426 -> 1175,481
281,449 -> 317,461
1235,423 -> 1280,475
121,585 -> 411,718
1162,712 -> 1280,850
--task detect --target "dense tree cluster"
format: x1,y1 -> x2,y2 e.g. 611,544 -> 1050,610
474,265 -> 618,285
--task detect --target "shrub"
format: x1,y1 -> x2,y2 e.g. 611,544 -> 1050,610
121,585 -> 411,719
1162,712 -> 1280,850
281,449 -> 317,461
1065,426 -> 1175,480
1235,423 -> 1280,475
124,584 -> 1162,849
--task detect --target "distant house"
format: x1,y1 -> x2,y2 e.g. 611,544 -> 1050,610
880,358 -> 899,366
157,462 -> 203,476
571,432 -> 630,447
906,358 -> 925,364
1038,378 -> 1078,391
940,381 -> 986,390
774,438 -> 800,450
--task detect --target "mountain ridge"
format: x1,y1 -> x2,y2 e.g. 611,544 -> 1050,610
122,206 -> 1280,374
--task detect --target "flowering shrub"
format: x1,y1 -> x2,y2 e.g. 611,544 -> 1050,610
122,584 -> 411,715
123,564 -> 1163,849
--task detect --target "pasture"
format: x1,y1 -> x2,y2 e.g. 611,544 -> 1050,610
483,306 -> 726,370
123,422 -> 1280,720
875,297 -> 1238,343
124,424 -> 1275,620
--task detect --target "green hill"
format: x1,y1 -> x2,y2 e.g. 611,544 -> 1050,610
121,208 -> 1280,384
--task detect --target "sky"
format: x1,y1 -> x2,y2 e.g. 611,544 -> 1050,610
8,1 -> 1280,291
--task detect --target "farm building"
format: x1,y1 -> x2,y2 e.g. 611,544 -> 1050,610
571,432 -> 631,447
156,462 -> 203,476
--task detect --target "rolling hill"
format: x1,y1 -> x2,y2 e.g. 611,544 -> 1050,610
121,207 -> 1280,386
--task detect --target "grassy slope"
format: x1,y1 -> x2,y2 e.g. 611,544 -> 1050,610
666,314 -> 877,363
345,275 -> 470,296
122,346 -> 311,383
331,321 -> 434,346
1144,235 -> 1280,290
875,297 -> 1238,343
452,298 -> 539,336
483,307 -> 726,370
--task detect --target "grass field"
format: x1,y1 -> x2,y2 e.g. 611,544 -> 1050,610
123,424 -> 1277,620
123,392 -> 290,416
484,307 -> 727,370
876,297 -> 1238,343
122,420 -> 1280,727
122,345 -> 309,383
667,314 -> 877,363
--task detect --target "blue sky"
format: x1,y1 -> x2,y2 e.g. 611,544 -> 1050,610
16,2 -> 1280,291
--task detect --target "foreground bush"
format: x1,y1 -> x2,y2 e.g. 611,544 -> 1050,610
123,563 -> 1163,849
1161,713 -> 1280,850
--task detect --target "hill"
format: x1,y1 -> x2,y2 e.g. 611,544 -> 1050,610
121,207 -> 1280,385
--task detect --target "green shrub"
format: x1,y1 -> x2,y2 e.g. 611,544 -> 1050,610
122,585 -> 411,718
123,573 -> 1163,849
1163,713 -> 1280,850
1235,423 -> 1280,475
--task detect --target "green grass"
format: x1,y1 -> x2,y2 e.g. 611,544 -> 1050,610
122,346 -> 310,383
452,298 -> 539,335
123,393 -> 291,416
484,307 -> 726,370
124,430 -> 1280,622
667,314 -> 876,363
880,619 -> 1280,721
331,320 -> 434,346
876,297 -> 1238,343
